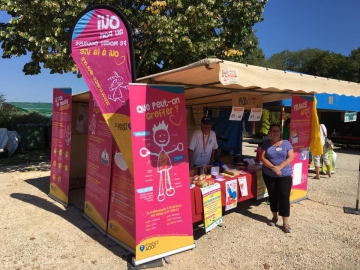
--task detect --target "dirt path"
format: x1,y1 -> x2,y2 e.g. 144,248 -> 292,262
1,144 -> 359,270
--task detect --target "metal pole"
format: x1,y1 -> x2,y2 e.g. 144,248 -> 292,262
355,160 -> 360,211
343,159 -> 360,214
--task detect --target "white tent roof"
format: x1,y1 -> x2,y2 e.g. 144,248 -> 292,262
137,58 -> 360,107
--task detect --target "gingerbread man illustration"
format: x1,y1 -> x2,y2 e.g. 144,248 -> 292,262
140,121 -> 183,202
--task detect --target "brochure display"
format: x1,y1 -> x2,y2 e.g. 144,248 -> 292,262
289,96 -> 314,203
49,88 -> 72,205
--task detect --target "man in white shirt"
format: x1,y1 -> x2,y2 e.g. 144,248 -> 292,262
188,117 -> 218,168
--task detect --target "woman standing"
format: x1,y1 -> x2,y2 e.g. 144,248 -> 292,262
260,124 -> 294,233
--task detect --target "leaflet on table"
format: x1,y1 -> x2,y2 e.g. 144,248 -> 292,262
129,84 -> 194,261
84,94 -> 113,232
200,183 -> 222,233
225,179 -> 237,211
49,88 -> 72,205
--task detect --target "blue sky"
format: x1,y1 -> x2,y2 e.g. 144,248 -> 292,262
1,0 -> 360,102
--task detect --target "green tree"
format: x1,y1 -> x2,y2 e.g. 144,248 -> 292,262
0,0 -> 267,78
348,47 -> 360,83
0,92 -> 5,105
300,50 -> 350,80
266,48 -> 323,71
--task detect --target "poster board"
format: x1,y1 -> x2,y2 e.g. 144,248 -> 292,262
289,96 -> 313,202
83,94 -> 113,233
129,83 -> 195,264
49,88 -> 72,205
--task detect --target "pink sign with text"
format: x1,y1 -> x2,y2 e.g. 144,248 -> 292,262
49,88 -> 72,204
84,93 -> 113,231
290,96 -> 314,202
129,84 -> 194,261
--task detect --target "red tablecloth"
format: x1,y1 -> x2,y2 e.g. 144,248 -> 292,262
190,171 -> 256,223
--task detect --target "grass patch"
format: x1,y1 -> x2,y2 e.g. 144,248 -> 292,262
0,148 -> 51,167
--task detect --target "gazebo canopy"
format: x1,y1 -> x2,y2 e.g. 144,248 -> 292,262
137,58 -> 360,107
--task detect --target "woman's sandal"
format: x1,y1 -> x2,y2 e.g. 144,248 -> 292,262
268,217 -> 278,226
283,223 -> 291,233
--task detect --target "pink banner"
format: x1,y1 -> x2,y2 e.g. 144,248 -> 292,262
84,93 -> 113,231
107,144 -> 136,249
69,5 -> 135,180
129,84 -> 194,261
290,96 -> 314,202
49,88 -> 72,205
69,5 -> 134,115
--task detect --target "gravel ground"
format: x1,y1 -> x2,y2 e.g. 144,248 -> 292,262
0,143 -> 360,270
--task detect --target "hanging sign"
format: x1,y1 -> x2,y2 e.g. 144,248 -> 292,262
229,107 -> 244,121
232,93 -> 262,110
344,112 -> 357,122
249,108 -> 263,121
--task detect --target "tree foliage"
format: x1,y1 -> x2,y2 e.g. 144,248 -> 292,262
0,0 -> 267,78
266,47 -> 360,83
0,92 -> 5,104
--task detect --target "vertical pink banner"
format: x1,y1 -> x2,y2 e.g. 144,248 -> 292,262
290,96 -> 314,202
84,93 -> 113,232
49,88 -> 72,205
129,84 -> 194,262
107,144 -> 136,249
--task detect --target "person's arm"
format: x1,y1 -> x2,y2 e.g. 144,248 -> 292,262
278,149 -> 294,170
188,148 -> 194,160
260,148 -> 285,176
210,149 -> 216,165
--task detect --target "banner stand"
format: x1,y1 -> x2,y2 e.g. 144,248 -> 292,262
132,244 -> 196,267
48,194 -> 68,207
83,214 -> 107,235
107,234 -> 135,254
343,160 -> 360,215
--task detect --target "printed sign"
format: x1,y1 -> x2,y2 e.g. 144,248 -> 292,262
129,84 -> 194,262
229,107 -> 244,121
256,171 -> 268,200
84,93 -> 113,232
49,88 -> 72,205
238,176 -> 248,197
232,93 -> 263,110
249,108 -> 263,121
344,112 -> 357,122
225,179 -> 237,211
290,96 -> 314,202
201,183 -> 222,233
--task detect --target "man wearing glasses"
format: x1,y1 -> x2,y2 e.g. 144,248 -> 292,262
188,117 -> 218,168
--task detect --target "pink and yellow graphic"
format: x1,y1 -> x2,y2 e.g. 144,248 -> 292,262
129,84 -> 194,262
69,4 -> 135,178
290,96 -> 314,202
84,93 -> 113,232
49,88 -> 72,205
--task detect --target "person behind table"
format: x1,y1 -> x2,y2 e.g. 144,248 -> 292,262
283,118 -> 290,140
188,117 -> 218,168
260,124 -> 294,233
313,123 -> 331,179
